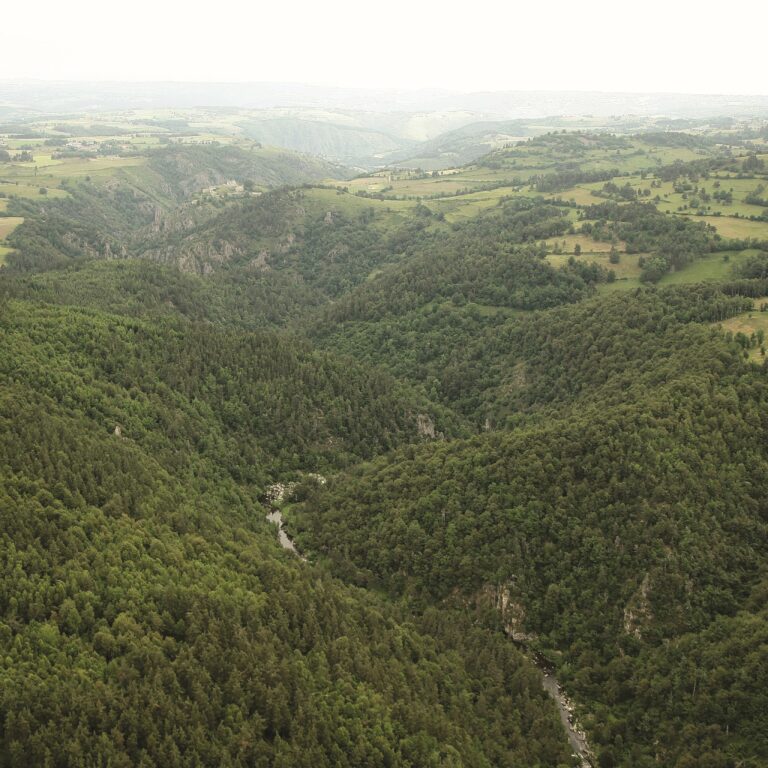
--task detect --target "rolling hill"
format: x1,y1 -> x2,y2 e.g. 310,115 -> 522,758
2,116 -> 768,767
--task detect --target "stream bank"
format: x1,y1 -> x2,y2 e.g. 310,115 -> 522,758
510,637 -> 595,767
266,507 -> 306,561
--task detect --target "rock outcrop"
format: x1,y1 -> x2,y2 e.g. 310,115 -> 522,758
416,413 -> 444,440
623,572 -> 653,637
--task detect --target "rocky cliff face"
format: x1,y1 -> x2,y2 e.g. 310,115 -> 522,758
479,583 -> 537,642
622,572 -> 653,638
416,413 -> 444,440
141,238 -> 241,275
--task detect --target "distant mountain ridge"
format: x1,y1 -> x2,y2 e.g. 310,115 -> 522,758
3,80 -> 768,116
3,81 -> 768,168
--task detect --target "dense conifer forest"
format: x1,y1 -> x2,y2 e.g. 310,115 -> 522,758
1,123 -> 768,767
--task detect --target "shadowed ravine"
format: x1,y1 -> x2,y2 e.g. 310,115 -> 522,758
504,638 -> 595,767
266,508 -> 594,765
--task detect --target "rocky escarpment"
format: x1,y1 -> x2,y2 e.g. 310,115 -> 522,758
416,413 -> 444,440
623,572 -> 653,638
140,238 -> 242,275
482,582 -> 536,642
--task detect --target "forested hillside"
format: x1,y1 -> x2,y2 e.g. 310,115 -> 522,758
0,297 -> 568,766
2,127 -> 768,768
2,145 -> 347,273
293,287 -> 768,766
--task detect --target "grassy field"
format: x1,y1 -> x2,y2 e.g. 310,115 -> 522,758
595,249 -> 763,293
0,152 -> 150,204
343,171 -> 482,198
549,250 -> 643,280
545,233 -> 626,254
0,216 -> 23,265
700,216 -> 768,240
305,187 -> 423,232
426,187 -> 525,221
1,155 -> 146,182
42,157 -> 146,177
547,185 -> 603,206
716,299 -> 768,361
329,136 -> 746,225
0,217 -> 23,239
9,154 -> 64,168
0,182 -> 68,199
2,114 -> 766,289
307,186 -> 416,213
568,170 -> 768,241
658,250 -> 758,285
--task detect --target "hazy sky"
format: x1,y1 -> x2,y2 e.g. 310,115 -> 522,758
4,0 -> 767,95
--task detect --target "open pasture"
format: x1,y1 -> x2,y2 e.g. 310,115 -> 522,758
700,215 -> 768,240
7,154 -> 63,169
42,156 -> 145,178
658,249 -> 757,285
545,233 -> 626,254
715,302 -> 768,361
547,250 -> 642,280
598,249 -> 762,292
636,174 -> 768,217
0,217 -> 24,239
305,187 -> 421,231
0,181 -> 68,199
548,185 -> 604,206
351,137 -> 724,210
344,172 -> 477,198
483,136 -> 709,176
426,186 -> 531,220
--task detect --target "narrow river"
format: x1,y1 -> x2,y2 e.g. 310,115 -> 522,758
507,638 -> 595,766
266,508 -> 306,560
266,507 -> 594,765
540,664 -> 594,766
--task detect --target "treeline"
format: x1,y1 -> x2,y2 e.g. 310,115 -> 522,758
0,300 -> 463,483
315,199 -> 604,331
5,180 -> 158,271
532,167 -> 620,194
4,127 -> 768,768
3,146 -> 349,273
149,189 -> 413,297
580,202 -> 719,282
146,144 -> 347,200
2,259 -> 329,330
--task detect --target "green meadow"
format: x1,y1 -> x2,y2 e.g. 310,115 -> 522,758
659,249 -> 762,285
0,217 -> 23,239
716,298 -> 768,361
700,215 -> 768,239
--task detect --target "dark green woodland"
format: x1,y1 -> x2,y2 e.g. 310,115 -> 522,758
1,122 -> 767,768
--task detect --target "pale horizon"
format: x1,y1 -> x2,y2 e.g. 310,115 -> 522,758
4,0 -> 768,96
2,78 -> 768,98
